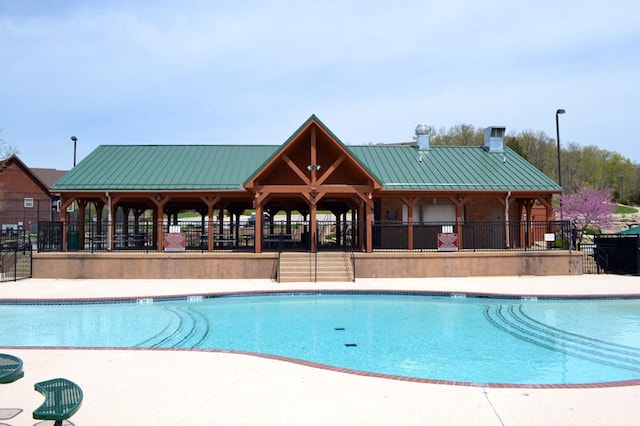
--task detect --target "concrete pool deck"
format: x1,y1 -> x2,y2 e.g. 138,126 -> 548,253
1,275 -> 639,425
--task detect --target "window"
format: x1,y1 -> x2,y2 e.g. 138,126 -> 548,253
24,198 -> 34,208
402,203 -> 457,223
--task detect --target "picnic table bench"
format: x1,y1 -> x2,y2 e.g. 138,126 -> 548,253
264,233 -> 292,242
0,353 -> 23,383
33,378 -> 83,426
263,233 -> 293,249
213,234 -> 235,247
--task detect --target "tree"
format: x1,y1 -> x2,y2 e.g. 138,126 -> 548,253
514,130 -> 556,178
557,187 -> 616,242
415,123 -> 640,204
431,124 -> 483,146
0,128 -> 18,160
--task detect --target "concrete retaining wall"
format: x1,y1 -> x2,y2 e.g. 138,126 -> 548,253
33,250 -> 582,280
354,251 -> 582,278
33,252 -> 279,280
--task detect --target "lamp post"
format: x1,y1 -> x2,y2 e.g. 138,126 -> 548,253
555,109 -> 565,187
555,109 -> 566,230
70,136 -> 78,167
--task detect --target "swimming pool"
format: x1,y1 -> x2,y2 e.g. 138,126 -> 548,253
2,292 -> 639,385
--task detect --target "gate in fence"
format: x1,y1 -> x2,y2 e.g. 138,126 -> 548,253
0,239 -> 32,282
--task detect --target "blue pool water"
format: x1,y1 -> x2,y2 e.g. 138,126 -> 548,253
2,293 -> 640,385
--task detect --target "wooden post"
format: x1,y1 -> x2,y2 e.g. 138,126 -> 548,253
402,196 -> 418,251
365,198 -> 373,253
310,202 -> 317,253
255,202 -> 263,253
151,195 -> 169,251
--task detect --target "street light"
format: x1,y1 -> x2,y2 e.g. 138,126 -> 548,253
555,109 -> 566,227
70,136 -> 77,167
555,109 -> 565,187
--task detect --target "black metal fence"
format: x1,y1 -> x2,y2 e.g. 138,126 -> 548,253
39,220 -> 258,252
0,229 -> 33,281
38,219 -> 573,253
579,244 -> 599,274
592,235 -> 640,275
372,220 -> 572,251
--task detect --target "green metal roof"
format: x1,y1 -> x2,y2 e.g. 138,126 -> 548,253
347,145 -> 561,191
618,227 -> 640,235
52,145 -> 280,191
52,142 -> 561,193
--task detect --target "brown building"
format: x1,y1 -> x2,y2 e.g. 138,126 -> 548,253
32,116 -> 581,280
49,115 -> 562,254
0,155 -> 67,234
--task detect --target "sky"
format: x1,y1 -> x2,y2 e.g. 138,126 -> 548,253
1,0 -> 639,170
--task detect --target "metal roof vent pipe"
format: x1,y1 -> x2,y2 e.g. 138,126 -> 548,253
415,124 -> 430,150
483,126 -> 506,152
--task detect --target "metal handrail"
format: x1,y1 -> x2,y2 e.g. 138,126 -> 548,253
349,246 -> 356,282
314,231 -> 318,283
275,249 -> 281,282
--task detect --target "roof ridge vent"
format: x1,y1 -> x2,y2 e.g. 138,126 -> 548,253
415,124 -> 430,150
483,126 -> 505,152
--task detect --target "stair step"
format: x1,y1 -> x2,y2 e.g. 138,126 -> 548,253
278,251 -> 353,282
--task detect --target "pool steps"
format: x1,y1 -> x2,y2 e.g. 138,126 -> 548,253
484,304 -> 640,373
278,252 -> 354,282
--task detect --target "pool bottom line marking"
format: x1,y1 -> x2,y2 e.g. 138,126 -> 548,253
344,343 -> 358,347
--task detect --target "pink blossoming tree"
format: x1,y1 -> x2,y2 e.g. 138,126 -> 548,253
557,186 -> 616,242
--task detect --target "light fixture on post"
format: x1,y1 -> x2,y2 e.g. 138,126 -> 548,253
307,164 -> 321,171
70,136 -> 78,167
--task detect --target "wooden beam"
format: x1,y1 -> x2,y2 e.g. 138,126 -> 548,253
353,191 -> 374,208
310,202 -> 317,253
365,201 -> 373,253
253,191 -> 271,207
255,203 -> 263,253
200,195 -> 220,208
256,184 -> 373,194
310,125 -> 317,184
316,155 -> 346,186
301,190 -> 326,205
151,194 -> 170,208
401,195 -> 419,207
201,196 -> 219,251
282,154 -> 311,185
150,195 -> 170,251
448,194 -> 466,207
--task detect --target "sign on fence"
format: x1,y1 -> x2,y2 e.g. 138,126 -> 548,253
437,233 -> 458,252
164,233 -> 186,252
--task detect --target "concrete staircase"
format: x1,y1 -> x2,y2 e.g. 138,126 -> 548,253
278,251 -> 354,282
278,252 -> 313,283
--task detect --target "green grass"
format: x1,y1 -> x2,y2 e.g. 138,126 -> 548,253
616,205 -> 638,214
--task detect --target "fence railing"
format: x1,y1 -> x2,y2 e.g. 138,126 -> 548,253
0,229 -> 33,281
372,220 -> 572,251
37,219 -> 573,253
